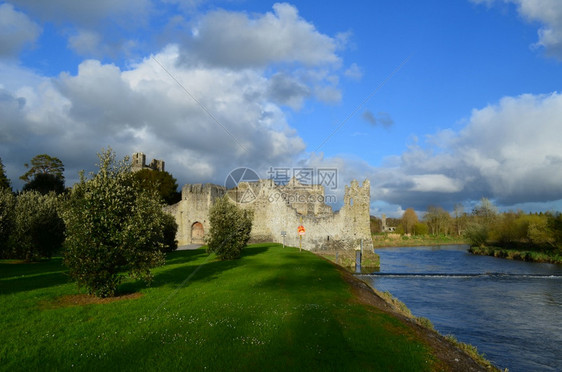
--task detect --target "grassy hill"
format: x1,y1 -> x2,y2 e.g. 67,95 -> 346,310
0,244 -> 488,371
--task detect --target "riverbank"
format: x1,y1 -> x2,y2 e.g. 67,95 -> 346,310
0,243 -> 496,371
469,245 -> 562,264
372,234 -> 467,248
336,265 -> 498,371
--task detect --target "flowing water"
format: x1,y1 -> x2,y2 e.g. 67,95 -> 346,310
361,245 -> 562,371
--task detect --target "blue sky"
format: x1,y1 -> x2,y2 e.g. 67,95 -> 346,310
1,0 -> 562,216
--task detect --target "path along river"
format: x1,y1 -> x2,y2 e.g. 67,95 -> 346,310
360,245 -> 562,371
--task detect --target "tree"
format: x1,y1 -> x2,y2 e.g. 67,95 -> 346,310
424,206 -> 451,235
413,222 -> 429,235
206,195 -> 253,260
0,158 -> 11,190
401,208 -> 418,234
472,198 -> 497,226
22,173 -> 65,195
11,191 -> 65,261
464,222 -> 489,247
547,213 -> 562,250
63,148 -> 172,297
0,188 -> 16,257
20,154 -> 64,183
453,204 -> 466,236
162,213 -> 179,253
370,216 -> 382,234
133,168 -> 181,205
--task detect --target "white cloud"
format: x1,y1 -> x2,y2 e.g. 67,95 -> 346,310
0,45 -> 307,190
182,3 -> 341,68
67,29 -> 138,58
344,63 -> 363,80
410,174 -> 464,193
472,0 -> 562,59
0,3 -> 41,58
309,91 -> 562,213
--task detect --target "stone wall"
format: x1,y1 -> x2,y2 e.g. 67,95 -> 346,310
165,178 -> 373,252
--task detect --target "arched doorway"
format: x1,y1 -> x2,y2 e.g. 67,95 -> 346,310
191,222 -> 204,244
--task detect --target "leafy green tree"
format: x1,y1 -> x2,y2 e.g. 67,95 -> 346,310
206,195 -> 253,260
20,154 -> 65,183
413,222 -> 429,235
22,173 -> 66,195
548,213 -> 562,250
12,191 -> 65,261
62,149 -> 171,297
525,214 -> 555,248
0,158 -> 11,190
464,222 -> 489,247
0,188 -> 16,257
133,168 -> 181,205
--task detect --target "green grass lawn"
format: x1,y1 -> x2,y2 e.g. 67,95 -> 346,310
0,244 -> 437,371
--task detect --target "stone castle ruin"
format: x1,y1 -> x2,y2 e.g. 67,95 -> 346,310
132,152 -> 165,172
164,174 -> 374,252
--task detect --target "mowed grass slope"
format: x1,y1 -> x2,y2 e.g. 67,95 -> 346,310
0,244 -> 435,371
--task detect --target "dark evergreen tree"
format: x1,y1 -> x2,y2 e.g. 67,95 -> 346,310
134,168 -> 181,205
22,173 -> 65,195
0,158 -> 11,190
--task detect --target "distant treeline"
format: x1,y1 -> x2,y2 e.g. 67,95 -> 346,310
371,198 -> 562,261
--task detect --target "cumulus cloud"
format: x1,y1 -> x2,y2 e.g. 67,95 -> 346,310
183,3 -> 341,68
0,3 -> 41,58
362,92 -> 562,211
0,46 -> 306,190
472,0 -> 562,59
67,29 -> 139,58
301,91 -> 562,215
0,2 -> 354,191
266,72 -> 311,110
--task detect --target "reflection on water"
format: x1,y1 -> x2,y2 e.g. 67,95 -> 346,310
364,245 -> 562,372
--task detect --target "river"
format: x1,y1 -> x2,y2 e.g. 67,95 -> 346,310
361,245 -> 562,372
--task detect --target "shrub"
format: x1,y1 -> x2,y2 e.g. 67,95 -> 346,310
413,222 -> 429,236
12,191 -> 65,261
464,222 -> 488,247
0,188 -> 16,257
206,195 -> 253,260
162,213 -> 179,253
62,149 -> 168,297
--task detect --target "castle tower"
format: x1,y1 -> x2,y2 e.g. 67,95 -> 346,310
132,152 -> 164,172
132,152 -> 146,172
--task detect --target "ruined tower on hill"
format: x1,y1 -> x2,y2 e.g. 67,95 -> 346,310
132,152 -> 165,172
